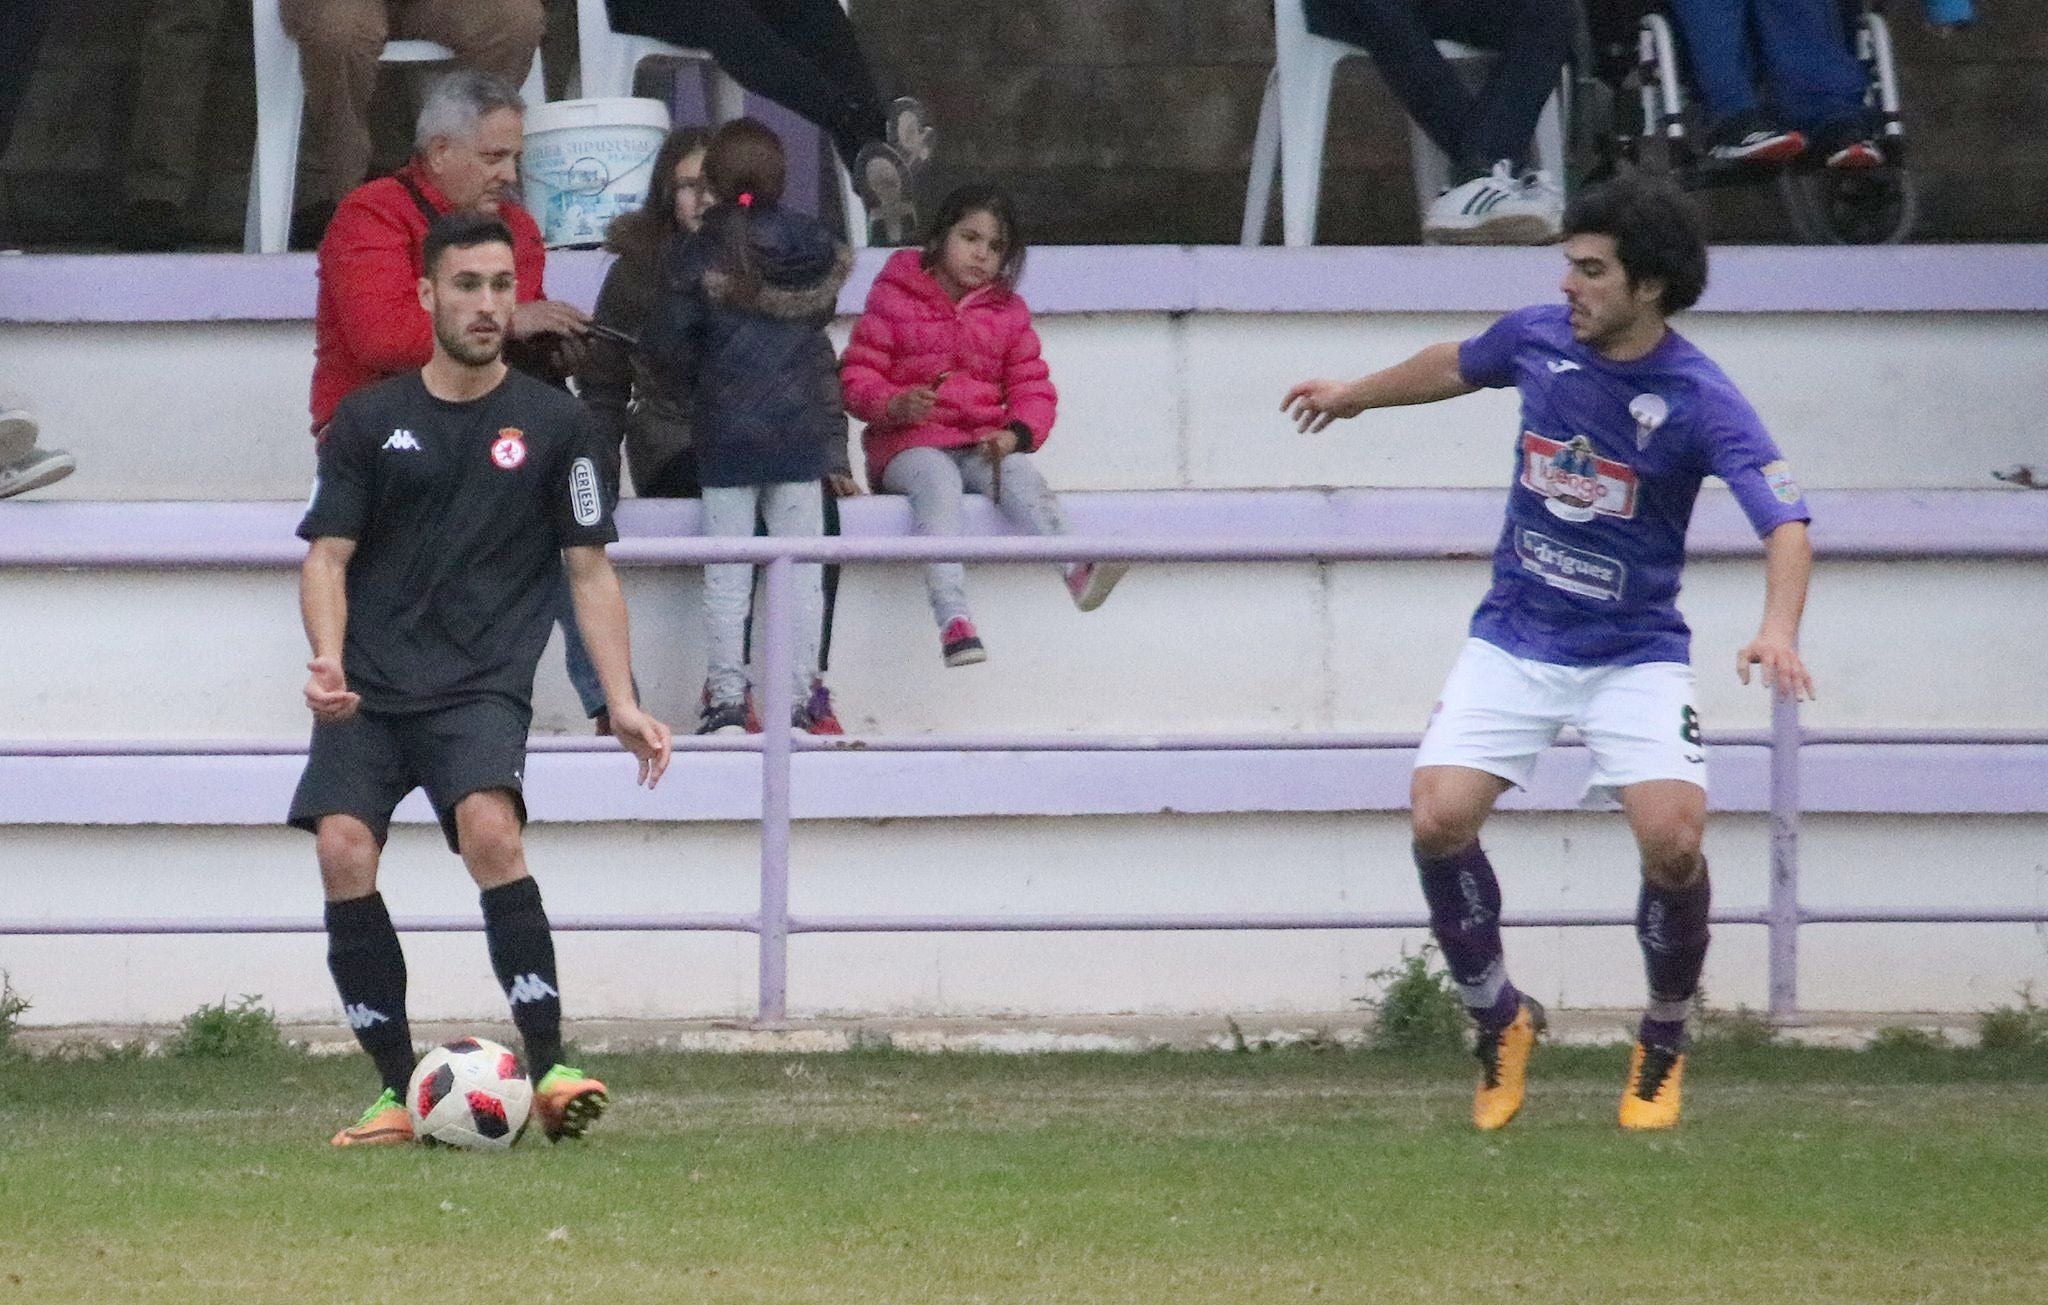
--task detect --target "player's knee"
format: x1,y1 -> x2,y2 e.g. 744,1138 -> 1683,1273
1410,797 -> 1481,860
316,818 -> 380,897
455,793 -> 525,882
1638,826 -> 1705,889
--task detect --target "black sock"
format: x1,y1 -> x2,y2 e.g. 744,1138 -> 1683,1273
1637,865 -> 1711,1048
481,876 -> 563,1077
325,892 -> 415,1096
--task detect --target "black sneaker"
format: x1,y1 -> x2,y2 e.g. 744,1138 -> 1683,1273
1705,111 -> 1805,165
1810,115 -> 1885,169
696,696 -> 750,736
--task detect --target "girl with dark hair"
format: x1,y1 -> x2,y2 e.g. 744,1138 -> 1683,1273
641,118 -> 854,735
582,124 -> 713,500
841,184 -> 1124,669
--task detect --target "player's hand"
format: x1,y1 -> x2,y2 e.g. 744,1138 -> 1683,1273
508,299 -> 591,341
609,703 -> 673,789
977,429 -> 1019,460
825,473 -> 864,498
1736,634 -> 1815,701
1282,378 -> 1365,434
886,385 -> 939,423
304,657 -> 361,723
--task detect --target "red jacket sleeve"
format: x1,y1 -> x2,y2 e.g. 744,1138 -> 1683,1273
511,208 -> 547,303
1001,315 -> 1056,450
320,196 -> 434,378
840,302 -> 902,425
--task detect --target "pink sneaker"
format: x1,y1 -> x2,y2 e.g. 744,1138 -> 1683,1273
941,618 -> 987,667
1064,562 -> 1128,612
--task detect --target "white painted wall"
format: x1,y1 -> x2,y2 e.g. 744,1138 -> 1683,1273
5,557 -> 2045,740
5,309 -> 2044,500
2,812 -> 2042,1026
4,305 -> 2045,1026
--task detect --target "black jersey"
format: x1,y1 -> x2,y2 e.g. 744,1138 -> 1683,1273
299,369 -> 618,715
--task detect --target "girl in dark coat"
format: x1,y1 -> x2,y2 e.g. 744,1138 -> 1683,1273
642,118 -> 853,735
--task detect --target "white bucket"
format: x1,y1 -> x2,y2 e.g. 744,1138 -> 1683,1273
520,97 -> 672,249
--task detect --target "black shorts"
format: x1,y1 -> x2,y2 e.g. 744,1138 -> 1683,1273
287,697 -> 530,853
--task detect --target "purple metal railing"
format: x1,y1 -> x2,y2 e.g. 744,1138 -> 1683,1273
4,534 -> 2046,1022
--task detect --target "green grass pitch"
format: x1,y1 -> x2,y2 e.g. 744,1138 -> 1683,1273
3,1044 -> 2045,1303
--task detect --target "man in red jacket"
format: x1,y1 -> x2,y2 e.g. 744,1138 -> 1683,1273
309,68 -> 589,435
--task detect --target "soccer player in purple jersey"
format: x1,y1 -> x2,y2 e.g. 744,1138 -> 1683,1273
1282,177 -> 1815,1130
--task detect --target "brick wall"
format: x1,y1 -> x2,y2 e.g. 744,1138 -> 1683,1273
853,0 -> 2048,245
3,0 -> 2043,247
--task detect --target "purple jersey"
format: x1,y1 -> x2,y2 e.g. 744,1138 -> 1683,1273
1457,304 -> 1810,667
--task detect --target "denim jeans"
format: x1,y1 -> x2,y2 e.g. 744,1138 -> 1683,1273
1664,0 -> 1870,131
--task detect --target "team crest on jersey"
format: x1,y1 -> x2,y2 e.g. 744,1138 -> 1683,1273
1628,393 -> 1668,450
1520,431 -> 1638,523
490,428 -> 527,470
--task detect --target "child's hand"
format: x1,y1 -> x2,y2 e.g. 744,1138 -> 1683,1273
887,385 -> 940,423
977,429 -> 1019,459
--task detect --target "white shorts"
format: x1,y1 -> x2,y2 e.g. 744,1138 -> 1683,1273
1414,638 -> 1706,807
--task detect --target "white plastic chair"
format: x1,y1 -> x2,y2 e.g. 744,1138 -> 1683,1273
244,0 -> 546,253
573,0 -> 868,248
1242,0 -> 1566,246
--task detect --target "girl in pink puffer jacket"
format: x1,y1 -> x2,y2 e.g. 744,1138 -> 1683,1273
841,184 -> 1124,667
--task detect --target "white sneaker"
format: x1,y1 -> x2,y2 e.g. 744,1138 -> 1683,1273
0,448 -> 76,500
0,393 -> 37,468
1424,161 -> 1563,246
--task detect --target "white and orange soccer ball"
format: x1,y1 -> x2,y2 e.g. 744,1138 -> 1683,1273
406,1037 -> 533,1150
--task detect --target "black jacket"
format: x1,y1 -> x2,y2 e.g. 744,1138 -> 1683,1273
640,202 -> 853,489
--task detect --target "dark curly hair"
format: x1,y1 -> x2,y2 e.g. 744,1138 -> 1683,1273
1562,176 -> 1709,315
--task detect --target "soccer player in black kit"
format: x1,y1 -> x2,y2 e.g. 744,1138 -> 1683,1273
291,211 -> 673,1146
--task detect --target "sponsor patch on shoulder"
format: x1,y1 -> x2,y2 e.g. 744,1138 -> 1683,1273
1763,459 -> 1802,505
570,456 -> 603,527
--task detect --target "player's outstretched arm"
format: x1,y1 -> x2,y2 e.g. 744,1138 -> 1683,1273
300,536 -> 361,723
1737,521 -> 1816,701
1282,341 -> 1475,433
563,545 -> 673,788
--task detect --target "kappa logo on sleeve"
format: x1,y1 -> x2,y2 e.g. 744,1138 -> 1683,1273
570,456 -> 603,526
491,428 -> 528,470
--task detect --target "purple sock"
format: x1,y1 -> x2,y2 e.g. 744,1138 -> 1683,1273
1416,841 -> 1518,1027
1636,865 -> 1710,1048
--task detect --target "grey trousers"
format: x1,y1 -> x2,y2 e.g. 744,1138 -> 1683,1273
702,480 -> 824,704
880,445 -> 1069,628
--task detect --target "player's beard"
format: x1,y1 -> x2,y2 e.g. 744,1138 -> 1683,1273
434,307 -> 504,368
